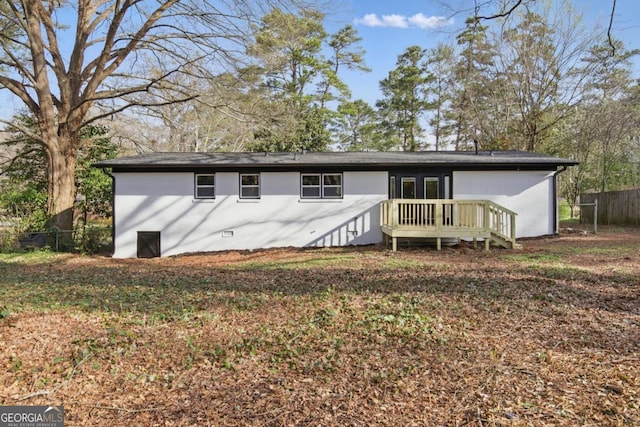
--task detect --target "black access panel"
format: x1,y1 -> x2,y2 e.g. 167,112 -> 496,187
137,231 -> 161,258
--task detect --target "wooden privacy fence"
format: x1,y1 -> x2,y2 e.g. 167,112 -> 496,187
581,189 -> 640,225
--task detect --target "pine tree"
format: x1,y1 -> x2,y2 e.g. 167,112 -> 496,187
376,46 -> 429,151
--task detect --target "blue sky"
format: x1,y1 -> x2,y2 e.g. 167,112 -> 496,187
1,1 -> 638,122
330,0 -> 640,105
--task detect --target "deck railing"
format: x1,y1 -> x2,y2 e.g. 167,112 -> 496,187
380,199 -> 518,249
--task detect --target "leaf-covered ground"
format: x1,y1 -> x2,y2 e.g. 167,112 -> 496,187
1,227 -> 638,426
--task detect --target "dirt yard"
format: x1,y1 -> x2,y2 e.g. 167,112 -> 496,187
1,226 -> 638,426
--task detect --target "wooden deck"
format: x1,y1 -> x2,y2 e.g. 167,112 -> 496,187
380,199 -> 521,251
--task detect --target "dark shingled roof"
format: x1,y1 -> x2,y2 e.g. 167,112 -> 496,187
94,150 -> 578,171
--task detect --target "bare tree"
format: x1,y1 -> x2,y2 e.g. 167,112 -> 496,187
471,0 -> 619,55
0,0 -> 301,231
496,5 -> 593,151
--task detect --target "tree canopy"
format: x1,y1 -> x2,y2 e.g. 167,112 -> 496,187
0,0 -> 638,234
0,0 -> 307,231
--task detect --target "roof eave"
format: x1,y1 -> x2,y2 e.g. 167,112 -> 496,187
94,160 -> 578,172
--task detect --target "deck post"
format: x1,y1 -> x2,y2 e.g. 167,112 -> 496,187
392,200 -> 399,228
510,213 -> 516,242
485,238 -> 490,251
392,236 -> 397,252
483,201 -> 490,231
436,237 -> 441,251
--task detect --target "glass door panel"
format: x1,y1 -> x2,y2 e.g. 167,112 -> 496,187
401,177 -> 416,199
389,176 -> 396,199
424,177 -> 439,199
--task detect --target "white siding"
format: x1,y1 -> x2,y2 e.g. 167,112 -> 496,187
113,171 -> 387,258
453,170 -> 555,238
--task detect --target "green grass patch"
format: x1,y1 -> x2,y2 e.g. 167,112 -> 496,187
503,253 -> 563,264
0,250 -> 69,264
236,253 -> 361,270
382,256 -> 428,269
558,199 -> 574,221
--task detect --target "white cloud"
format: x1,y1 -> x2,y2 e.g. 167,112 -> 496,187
407,13 -> 453,29
354,13 -> 407,28
354,13 -> 453,30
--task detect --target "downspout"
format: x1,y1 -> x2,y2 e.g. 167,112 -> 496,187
552,166 -> 568,234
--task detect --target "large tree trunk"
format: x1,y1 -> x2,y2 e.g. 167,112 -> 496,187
46,133 -> 77,232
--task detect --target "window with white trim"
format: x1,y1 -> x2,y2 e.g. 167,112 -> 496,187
301,173 -> 343,199
240,174 -> 260,199
195,173 -> 215,199
323,173 -> 342,198
301,174 -> 321,198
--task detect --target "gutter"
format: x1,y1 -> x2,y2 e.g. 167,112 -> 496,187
95,161 -> 578,174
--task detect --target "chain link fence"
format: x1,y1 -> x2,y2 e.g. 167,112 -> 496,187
0,226 -> 112,254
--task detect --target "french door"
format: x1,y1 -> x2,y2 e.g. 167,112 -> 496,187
390,174 -> 450,200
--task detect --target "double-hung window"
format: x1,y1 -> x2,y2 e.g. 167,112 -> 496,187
301,174 -> 321,198
195,173 -> 215,199
240,174 -> 260,199
323,173 -> 342,198
301,173 -> 343,199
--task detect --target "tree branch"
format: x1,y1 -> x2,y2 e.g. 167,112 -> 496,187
607,0 -> 617,56
81,94 -> 199,128
474,0 -> 526,21
0,118 -> 46,145
0,76 -> 40,114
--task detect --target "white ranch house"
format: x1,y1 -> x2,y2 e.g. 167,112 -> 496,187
94,151 -> 577,258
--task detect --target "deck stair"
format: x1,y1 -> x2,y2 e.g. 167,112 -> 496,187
380,199 -> 522,251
